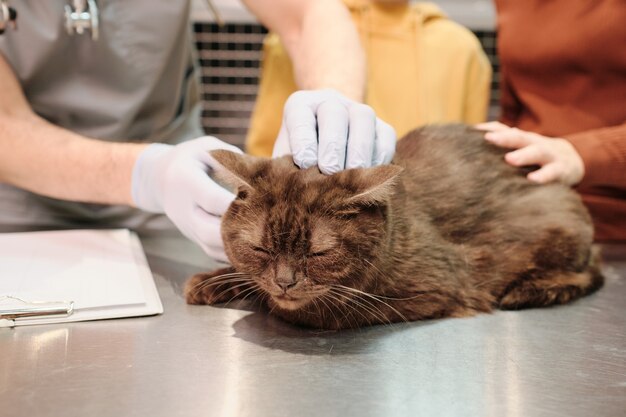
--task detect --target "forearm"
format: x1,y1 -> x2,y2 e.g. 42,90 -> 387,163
0,53 -> 147,206
244,0 -> 365,101
0,114 -> 146,205
289,0 -> 365,101
565,123 -> 626,190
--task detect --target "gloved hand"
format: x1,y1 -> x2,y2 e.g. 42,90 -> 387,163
131,136 -> 242,262
272,89 -> 397,174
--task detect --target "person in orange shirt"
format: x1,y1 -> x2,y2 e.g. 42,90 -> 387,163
477,0 -> 626,242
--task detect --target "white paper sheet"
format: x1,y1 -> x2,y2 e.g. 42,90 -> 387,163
0,229 -> 163,327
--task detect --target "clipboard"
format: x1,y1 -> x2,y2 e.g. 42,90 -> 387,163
0,229 -> 163,328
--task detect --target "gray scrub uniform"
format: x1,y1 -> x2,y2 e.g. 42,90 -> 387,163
0,0 -> 203,234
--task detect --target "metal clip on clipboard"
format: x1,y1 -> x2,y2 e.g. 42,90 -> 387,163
0,296 -> 74,328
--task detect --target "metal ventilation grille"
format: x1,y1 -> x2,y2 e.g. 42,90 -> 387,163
193,23 -> 267,148
193,23 -> 500,148
474,30 -> 501,121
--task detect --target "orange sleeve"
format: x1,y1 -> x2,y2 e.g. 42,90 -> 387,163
564,122 -> 626,190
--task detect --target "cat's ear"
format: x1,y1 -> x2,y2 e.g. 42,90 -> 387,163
340,164 -> 403,207
209,149 -> 266,193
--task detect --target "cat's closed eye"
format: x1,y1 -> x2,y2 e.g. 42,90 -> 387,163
307,250 -> 331,258
251,246 -> 272,256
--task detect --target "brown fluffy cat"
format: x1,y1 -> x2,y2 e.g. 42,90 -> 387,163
185,124 -> 603,329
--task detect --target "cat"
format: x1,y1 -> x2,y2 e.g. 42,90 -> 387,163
185,124 -> 603,330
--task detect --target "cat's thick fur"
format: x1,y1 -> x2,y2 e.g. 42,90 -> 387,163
185,124 -> 603,329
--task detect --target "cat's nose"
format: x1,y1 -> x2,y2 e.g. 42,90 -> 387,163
276,280 -> 297,293
274,262 -> 297,293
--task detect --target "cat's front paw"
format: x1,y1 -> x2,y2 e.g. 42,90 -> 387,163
184,267 -> 249,305
185,273 -> 214,305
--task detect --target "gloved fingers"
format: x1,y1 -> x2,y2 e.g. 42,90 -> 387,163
345,103 -> 376,169
183,165 -> 237,216
191,207 -> 230,263
272,124 -> 291,158
373,119 -> 397,165
195,137 -> 243,173
190,135 -> 243,155
283,94 -> 319,169
317,98 -> 349,175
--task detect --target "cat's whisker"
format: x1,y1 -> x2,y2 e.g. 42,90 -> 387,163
321,292 -> 360,329
309,297 -> 323,318
304,287 -> 330,298
191,272 -> 252,292
332,285 -> 408,324
224,284 -> 262,306
338,288 -> 406,325
342,292 -> 394,327
329,289 -> 388,328
360,260 -> 429,302
250,288 -> 269,307
343,284 -> 435,302
201,271 -> 249,280
239,285 -> 263,304
267,298 -> 280,315
194,276 -> 251,291
191,272 -> 250,289
362,258 -> 386,278
211,281 -> 255,304
316,294 -> 341,329
193,277 -> 253,298
327,288 -> 388,327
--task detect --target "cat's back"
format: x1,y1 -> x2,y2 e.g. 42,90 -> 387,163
393,124 -> 526,200
391,124 -> 590,241
394,124 -> 508,177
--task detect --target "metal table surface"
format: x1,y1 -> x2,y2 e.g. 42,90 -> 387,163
1,235 -> 625,417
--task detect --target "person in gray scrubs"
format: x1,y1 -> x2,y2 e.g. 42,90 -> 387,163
0,0 -> 396,262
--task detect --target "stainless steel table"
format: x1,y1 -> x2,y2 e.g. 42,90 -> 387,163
2,235 -> 625,417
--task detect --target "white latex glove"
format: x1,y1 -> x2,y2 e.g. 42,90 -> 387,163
272,89 -> 397,174
131,136 -> 242,262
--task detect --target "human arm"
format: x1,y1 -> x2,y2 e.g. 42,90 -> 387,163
242,0 -> 364,101
564,124 -> 626,190
476,121 -> 626,189
0,53 -> 237,261
0,53 -> 145,205
242,0 -> 396,174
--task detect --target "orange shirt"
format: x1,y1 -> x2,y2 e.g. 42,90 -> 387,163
495,0 -> 626,241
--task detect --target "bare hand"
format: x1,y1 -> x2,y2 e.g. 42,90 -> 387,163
476,122 -> 585,186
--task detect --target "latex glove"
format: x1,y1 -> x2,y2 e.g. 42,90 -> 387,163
476,122 -> 585,185
272,89 -> 397,175
131,137 -> 243,262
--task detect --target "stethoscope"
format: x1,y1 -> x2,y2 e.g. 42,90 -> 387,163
0,0 -> 99,39
64,0 -> 99,40
0,0 -> 223,40
0,0 -> 18,35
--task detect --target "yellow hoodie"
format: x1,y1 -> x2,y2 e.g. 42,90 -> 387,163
246,0 -> 492,157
